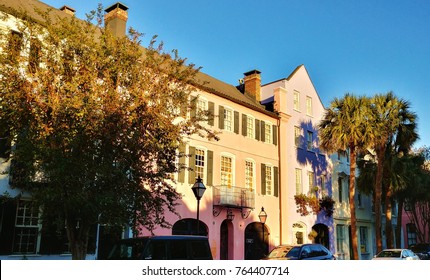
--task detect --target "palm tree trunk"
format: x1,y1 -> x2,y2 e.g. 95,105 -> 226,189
349,146 -> 359,260
385,186 -> 393,248
396,198 -> 404,248
375,146 -> 385,253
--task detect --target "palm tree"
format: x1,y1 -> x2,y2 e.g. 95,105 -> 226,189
318,94 -> 374,260
370,92 -> 418,251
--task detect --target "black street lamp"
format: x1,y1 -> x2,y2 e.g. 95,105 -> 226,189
258,207 -> 268,255
191,176 -> 206,235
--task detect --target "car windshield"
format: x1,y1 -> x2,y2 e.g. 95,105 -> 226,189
285,247 -> 301,258
267,246 -> 292,258
376,250 -> 401,258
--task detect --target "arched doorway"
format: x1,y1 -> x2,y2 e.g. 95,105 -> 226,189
172,218 -> 208,236
292,222 -> 307,244
312,223 -> 329,248
220,220 -> 234,260
244,222 -> 268,260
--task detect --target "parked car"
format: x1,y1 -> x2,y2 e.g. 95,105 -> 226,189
104,237 -> 150,260
372,249 -> 420,260
105,235 -> 213,260
409,243 -> 430,260
263,245 -> 294,260
263,244 -> 335,260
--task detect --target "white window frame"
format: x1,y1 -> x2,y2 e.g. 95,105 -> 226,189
223,107 -> 234,132
306,96 -> 312,116
245,159 -> 255,191
293,91 -> 300,111
307,130 -> 313,150
336,224 -> 345,254
194,147 -> 206,181
264,122 -> 272,144
359,226 -> 368,254
246,115 -> 255,139
295,168 -> 303,195
308,171 -> 315,195
294,126 -> 302,147
14,200 -> 41,254
265,164 -> 273,196
220,153 -> 235,188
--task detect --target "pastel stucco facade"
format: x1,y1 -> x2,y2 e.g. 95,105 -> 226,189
0,0 -> 383,260
138,70 -> 281,260
261,65 -> 334,251
330,152 -> 376,260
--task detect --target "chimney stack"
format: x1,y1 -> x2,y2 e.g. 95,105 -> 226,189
59,5 -> 75,16
104,2 -> 129,37
243,70 -> 261,101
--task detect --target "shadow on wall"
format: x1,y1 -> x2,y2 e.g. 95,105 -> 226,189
296,120 -> 331,196
296,120 -> 335,253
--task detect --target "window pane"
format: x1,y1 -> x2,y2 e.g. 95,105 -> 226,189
247,116 -> 254,138
221,156 -> 232,187
245,161 -> 254,191
295,169 -> 302,194
306,96 -> 312,115
195,149 -> 205,180
294,91 -> 300,111
294,126 -> 301,147
307,131 -> 313,150
265,166 -> 272,195
224,109 -> 233,131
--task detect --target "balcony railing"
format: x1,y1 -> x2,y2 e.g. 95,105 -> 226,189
212,185 -> 255,210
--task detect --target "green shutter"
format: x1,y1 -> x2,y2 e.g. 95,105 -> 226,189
190,97 -> 197,120
218,105 -> 224,129
272,124 -> 278,146
255,119 -> 260,141
178,143 -> 186,183
234,111 -> 239,134
260,120 -> 265,142
261,163 -> 266,195
242,114 -> 247,136
274,166 -> 279,197
188,146 -> 196,184
208,101 -> 215,126
206,150 -> 213,186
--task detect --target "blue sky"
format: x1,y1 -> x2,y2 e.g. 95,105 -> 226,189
42,0 -> 430,149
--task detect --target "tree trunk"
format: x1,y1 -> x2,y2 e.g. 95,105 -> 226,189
65,218 -> 91,260
349,146 -> 359,260
395,198 -> 404,248
385,187 -> 393,248
375,146 -> 385,253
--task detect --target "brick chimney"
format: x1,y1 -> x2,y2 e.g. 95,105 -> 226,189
59,5 -> 75,16
104,2 -> 129,37
243,70 -> 261,101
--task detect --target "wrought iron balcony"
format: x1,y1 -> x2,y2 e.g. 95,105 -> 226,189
212,185 -> 255,218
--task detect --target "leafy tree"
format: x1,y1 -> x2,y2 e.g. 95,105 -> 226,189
400,147 -> 430,244
0,6 -> 214,259
318,94 -> 373,259
369,92 -> 418,251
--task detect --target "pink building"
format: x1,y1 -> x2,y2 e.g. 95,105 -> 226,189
140,70 -> 281,260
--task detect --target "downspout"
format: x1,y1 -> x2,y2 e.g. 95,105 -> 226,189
277,117 -> 282,244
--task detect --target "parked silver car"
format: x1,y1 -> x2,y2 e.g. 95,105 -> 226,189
372,249 -> 420,260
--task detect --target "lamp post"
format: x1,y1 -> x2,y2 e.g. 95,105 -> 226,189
94,213 -> 102,260
191,176 -> 206,235
258,207 -> 267,256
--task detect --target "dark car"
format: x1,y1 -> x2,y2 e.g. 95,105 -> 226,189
104,237 -> 150,260
264,243 -> 335,260
409,243 -> 430,260
106,235 -> 213,260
